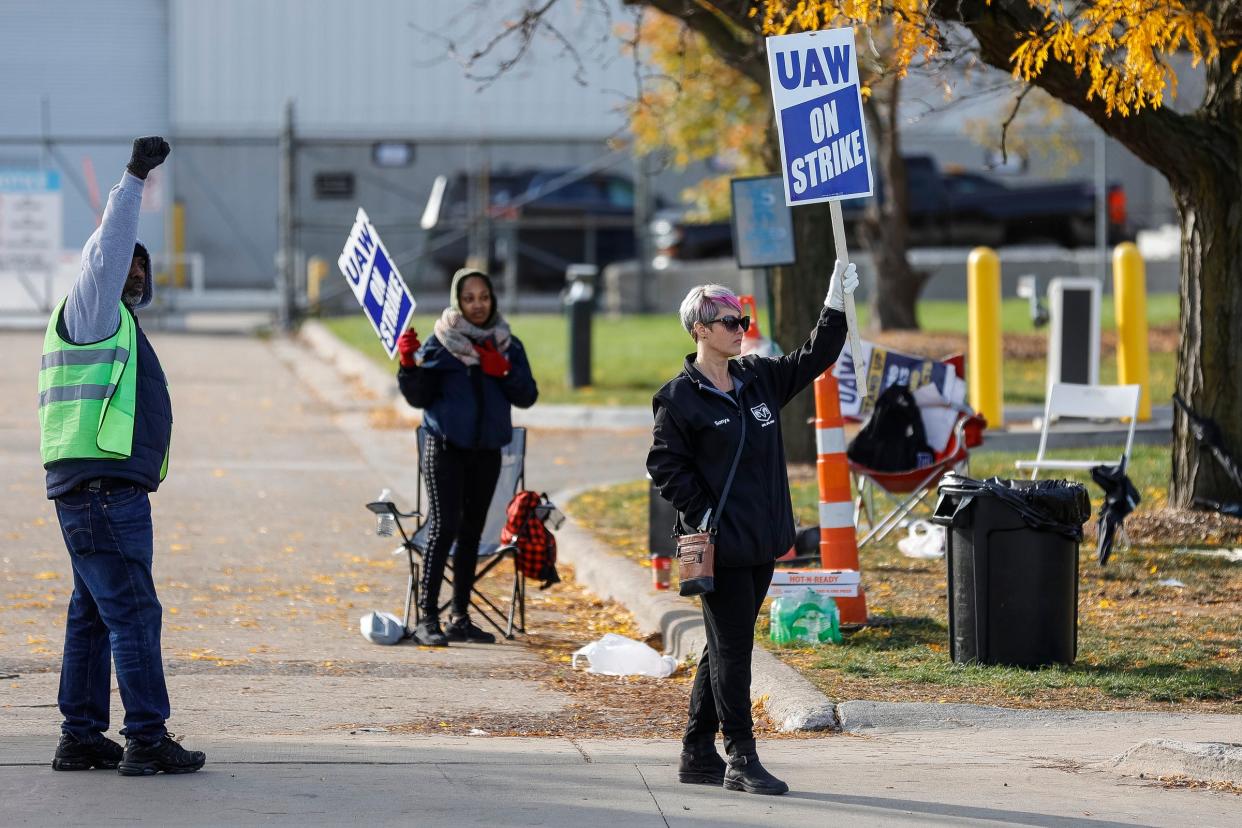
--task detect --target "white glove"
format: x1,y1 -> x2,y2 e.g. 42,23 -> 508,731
825,259 -> 859,311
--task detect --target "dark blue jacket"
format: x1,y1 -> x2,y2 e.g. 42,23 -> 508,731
397,333 -> 538,450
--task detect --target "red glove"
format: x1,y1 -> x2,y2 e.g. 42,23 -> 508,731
397,328 -> 421,368
474,339 -> 511,378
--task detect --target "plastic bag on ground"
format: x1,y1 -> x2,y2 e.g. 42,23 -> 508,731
571,633 -> 677,678
898,519 -> 946,559
360,611 -> 404,645
769,588 -> 842,645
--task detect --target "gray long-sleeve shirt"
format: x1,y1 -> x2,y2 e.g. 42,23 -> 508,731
63,171 -> 151,343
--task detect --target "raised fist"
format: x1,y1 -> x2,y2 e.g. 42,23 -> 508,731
127,137 -> 171,179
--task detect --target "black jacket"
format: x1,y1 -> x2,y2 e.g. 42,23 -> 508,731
646,306 -> 847,567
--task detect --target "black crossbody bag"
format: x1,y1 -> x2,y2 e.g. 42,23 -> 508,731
676,413 -> 747,597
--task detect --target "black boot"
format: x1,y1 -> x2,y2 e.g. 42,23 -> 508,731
117,733 -> 205,776
412,616 -> 449,646
52,732 -> 124,771
724,751 -> 789,795
678,742 -> 726,785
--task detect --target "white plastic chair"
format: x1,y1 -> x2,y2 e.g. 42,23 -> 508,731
1015,383 -> 1141,478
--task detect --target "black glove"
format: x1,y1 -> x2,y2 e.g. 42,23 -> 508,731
127,137 -> 170,179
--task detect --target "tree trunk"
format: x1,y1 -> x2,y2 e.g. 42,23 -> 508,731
1169,166 -> 1242,508
773,200 -> 835,464
938,0 -> 1242,509
861,76 -> 927,331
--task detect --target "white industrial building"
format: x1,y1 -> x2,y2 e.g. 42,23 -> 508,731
0,0 -> 1181,315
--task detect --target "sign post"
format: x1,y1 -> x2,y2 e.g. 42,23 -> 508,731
765,26 -> 871,386
337,208 -> 416,359
765,27 -> 875,624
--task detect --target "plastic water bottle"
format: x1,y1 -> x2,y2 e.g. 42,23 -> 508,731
375,488 -> 396,537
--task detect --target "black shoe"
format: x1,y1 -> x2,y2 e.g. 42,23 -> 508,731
52,732 -> 124,771
724,752 -> 789,795
118,733 -> 206,776
445,615 -> 497,644
678,745 -> 726,785
412,617 -> 449,647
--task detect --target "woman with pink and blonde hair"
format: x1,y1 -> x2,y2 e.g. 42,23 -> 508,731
647,261 -> 858,796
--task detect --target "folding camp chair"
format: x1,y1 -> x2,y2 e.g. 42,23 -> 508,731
1014,383 -> 1140,479
851,406 -> 987,547
365,427 -> 528,640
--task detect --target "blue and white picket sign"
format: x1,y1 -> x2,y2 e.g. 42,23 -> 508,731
337,208 -> 415,359
766,27 -> 873,207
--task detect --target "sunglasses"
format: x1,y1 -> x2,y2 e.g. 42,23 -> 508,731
705,315 -> 751,333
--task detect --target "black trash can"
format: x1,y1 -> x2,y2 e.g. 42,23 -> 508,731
933,473 -> 1092,668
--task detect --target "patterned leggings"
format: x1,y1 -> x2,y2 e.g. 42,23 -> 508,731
418,434 -> 502,618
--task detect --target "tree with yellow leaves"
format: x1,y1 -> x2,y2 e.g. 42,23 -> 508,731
621,0 -> 1239,507
483,0 -> 1238,502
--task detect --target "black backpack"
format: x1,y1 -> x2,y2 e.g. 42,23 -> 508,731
847,385 -> 934,472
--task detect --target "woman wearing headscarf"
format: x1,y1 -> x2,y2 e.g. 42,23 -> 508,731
396,268 -> 538,646
647,260 -> 858,795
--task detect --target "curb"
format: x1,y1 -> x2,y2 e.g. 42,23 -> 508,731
297,320 -> 652,431
553,486 -> 839,733
1109,739 -> 1242,786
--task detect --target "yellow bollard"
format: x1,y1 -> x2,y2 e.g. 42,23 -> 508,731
1113,242 -> 1151,421
967,247 -> 1004,428
307,256 -> 328,311
171,202 -> 186,288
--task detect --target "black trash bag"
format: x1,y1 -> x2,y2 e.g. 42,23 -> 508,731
1090,464 -> 1141,565
847,385 -> 934,472
935,474 -> 1092,541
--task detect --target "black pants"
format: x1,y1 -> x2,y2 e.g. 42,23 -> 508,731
418,435 -> 502,618
684,562 -> 775,756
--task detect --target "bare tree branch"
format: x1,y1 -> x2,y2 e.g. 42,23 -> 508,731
998,83 -> 1035,164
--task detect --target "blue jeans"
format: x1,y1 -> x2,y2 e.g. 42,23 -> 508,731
54,483 -> 169,744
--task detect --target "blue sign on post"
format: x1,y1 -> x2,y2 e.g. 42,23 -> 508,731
766,28 -> 873,206
338,208 -> 415,359
730,174 -> 796,269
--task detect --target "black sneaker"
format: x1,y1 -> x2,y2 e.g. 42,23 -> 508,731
52,732 -> 124,771
117,733 -> 206,776
412,617 -> 449,646
445,616 -> 497,644
723,752 -> 788,795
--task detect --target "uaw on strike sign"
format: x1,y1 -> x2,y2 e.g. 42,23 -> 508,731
338,208 -> 415,359
766,27 -> 873,206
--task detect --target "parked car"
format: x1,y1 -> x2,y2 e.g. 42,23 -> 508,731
422,168 -> 655,290
652,155 -> 1131,262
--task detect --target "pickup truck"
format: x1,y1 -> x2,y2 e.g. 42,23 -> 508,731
652,155 -> 1130,262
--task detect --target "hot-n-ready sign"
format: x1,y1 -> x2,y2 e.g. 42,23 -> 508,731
338,208 -> 415,359
766,27 -> 873,206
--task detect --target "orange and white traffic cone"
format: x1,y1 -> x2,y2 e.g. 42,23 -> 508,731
814,369 -> 868,625
738,295 -> 780,357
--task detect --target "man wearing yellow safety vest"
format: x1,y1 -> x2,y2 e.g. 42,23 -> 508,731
39,138 -> 204,776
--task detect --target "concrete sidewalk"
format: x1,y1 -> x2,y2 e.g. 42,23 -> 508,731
3,726 -> 1240,827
